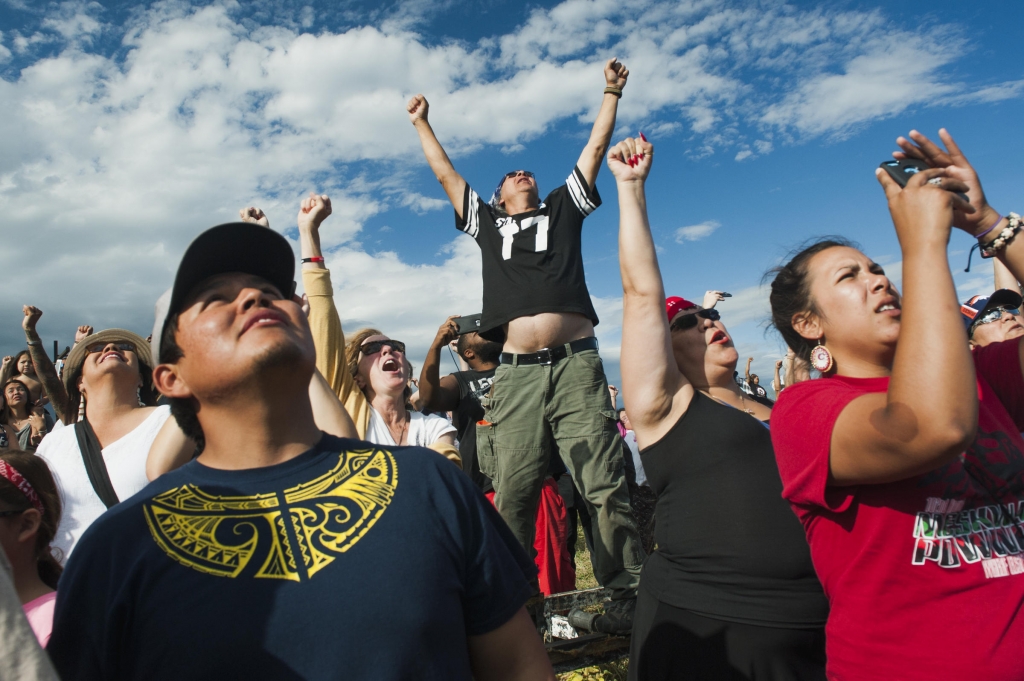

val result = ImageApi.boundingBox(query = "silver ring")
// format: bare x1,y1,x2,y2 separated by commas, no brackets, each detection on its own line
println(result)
928,177,943,186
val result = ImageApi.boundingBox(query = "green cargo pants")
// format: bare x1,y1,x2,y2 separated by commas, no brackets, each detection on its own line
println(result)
477,346,645,599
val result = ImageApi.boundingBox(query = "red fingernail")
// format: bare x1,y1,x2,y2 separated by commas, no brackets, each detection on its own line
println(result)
639,132,647,142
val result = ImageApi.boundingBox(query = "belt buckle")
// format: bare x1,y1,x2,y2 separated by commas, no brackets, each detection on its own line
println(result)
536,348,554,365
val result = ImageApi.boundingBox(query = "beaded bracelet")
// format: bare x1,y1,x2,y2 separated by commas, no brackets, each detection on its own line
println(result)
980,213,1022,258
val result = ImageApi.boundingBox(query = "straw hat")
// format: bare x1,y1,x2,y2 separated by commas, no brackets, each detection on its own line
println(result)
62,328,154,394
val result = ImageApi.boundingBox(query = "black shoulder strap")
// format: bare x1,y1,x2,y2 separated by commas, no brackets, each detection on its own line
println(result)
75,420,120,509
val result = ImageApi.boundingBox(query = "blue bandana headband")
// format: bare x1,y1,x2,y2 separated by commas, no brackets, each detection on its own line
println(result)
489,171,534,210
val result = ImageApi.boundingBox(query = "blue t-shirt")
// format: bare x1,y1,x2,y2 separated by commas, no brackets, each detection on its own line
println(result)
47,435,536,680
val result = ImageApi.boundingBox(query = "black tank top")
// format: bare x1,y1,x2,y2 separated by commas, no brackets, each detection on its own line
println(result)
640,391,828,628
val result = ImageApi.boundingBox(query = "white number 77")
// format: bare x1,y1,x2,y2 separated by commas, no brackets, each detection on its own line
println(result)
499,215,549,260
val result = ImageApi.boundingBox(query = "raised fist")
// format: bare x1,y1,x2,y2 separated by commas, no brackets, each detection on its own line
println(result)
239,207,270,228
607,135,652,183
604,57,629,90
1,356,11,368
407,94,429,124
22,305,42,332
75,325,94,343
297,193,332,233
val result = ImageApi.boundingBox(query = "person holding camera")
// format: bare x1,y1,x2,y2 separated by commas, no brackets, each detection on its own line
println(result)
768,129,1024,679
419,315,575,595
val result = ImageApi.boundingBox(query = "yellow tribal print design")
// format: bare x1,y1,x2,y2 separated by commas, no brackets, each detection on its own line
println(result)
143,448,398,581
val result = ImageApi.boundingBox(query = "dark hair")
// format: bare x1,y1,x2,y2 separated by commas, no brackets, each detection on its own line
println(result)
160,313,205,453
0,450,63,589
456,333,503,365
63,350,159,427
12,351,32,376
767,237,856,361
1,379,32,423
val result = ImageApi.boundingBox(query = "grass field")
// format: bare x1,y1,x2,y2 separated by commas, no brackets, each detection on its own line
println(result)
555,526,630,681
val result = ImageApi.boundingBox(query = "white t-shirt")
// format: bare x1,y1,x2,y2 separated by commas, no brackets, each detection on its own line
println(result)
37,405,170,561
623,430,648,487
365,409,456,448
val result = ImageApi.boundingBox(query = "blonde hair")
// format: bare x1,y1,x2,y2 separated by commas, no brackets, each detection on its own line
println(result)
345,328,413,405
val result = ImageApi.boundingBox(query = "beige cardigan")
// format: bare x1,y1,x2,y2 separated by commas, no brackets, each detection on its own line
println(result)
303,268,461,468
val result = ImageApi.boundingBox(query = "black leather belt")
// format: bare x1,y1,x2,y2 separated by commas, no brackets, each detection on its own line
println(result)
500,337,599,366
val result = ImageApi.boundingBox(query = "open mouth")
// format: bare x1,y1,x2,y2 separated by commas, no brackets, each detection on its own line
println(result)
876,298,901,315
381,358,400,372
709,330,728,344
100,351,125,364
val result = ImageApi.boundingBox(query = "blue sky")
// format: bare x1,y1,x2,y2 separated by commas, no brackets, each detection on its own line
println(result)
0,0,1022,388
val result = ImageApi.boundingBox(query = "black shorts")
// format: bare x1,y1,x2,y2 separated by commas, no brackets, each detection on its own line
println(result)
628,584,826,681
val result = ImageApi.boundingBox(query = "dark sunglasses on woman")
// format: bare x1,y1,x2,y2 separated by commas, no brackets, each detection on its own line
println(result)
360,339,406,356
503,170,534,180
670,308,721,332
85,341,137,354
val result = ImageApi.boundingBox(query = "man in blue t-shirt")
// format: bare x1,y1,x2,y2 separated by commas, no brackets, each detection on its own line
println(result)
46,223,553,681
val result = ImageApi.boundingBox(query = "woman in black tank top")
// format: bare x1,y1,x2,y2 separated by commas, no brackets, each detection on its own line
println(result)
608,137,827,681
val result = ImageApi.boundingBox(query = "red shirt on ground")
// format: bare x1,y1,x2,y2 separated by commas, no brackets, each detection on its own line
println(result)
771,338,1024,681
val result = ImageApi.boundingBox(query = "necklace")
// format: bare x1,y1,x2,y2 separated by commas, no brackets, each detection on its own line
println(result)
388,414,410,446
702,389,754,416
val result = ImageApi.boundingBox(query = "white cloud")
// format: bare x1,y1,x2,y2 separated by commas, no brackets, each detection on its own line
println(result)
675,220,721,242
734,149,752,161
760,31,963,137
0,0,1016,358
397,192,449,214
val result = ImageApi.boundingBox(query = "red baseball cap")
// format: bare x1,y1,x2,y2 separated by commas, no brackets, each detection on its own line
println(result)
665,296,698,322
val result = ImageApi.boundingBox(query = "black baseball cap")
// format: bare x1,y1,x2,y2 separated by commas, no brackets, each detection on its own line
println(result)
151,223,296,362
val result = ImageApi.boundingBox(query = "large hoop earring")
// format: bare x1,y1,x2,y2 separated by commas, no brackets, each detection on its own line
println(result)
809,340,833,373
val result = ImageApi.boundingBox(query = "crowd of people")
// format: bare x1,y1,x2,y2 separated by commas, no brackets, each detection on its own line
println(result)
1,56,1023,681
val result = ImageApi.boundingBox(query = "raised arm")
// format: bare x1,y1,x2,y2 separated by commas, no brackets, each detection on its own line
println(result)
822,167,978,485
613,136,690,446
408,95,468,218
292,195,372,437
576,58,629,189
418,316,462,413
22,306,69,423
744,357,753,384
773,359,784,395
0,357,13,390
992,259,1021,296
894,129,1024,378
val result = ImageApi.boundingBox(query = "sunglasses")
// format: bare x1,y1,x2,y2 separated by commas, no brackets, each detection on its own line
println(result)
503,170,534,181
360,339,406,356
85,341,137,355
0,509,25,518
970,306,1020,334
670,308,720,332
